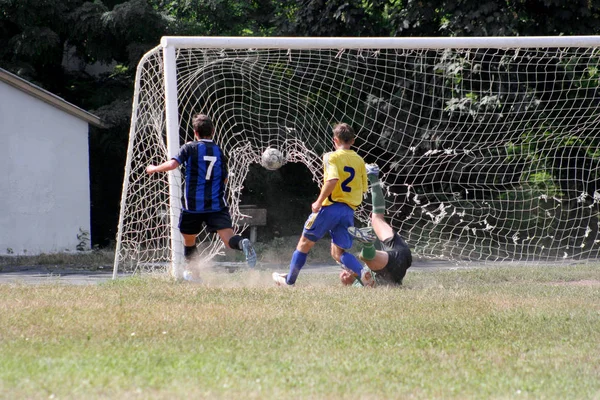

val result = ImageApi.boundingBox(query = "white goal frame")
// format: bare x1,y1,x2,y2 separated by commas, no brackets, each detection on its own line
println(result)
114,35,600,278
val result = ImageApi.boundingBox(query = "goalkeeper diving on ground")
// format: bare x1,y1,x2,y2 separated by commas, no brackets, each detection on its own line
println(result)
342,163,412,287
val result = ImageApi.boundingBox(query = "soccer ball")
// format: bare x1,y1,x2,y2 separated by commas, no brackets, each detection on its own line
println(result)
261,148,285,170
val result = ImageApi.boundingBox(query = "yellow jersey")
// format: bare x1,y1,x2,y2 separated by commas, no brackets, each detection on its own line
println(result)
322,149,368,209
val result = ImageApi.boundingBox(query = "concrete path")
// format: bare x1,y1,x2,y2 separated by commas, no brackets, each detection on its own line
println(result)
0,265,115,285
0,259,458,285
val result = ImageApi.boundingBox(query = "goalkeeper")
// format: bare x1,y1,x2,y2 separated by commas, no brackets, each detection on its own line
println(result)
342,163,412,287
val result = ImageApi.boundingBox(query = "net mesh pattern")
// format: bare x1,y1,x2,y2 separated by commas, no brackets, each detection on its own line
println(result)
115,43,600,274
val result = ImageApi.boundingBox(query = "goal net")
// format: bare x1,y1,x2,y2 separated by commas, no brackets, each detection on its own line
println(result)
114,36,600,277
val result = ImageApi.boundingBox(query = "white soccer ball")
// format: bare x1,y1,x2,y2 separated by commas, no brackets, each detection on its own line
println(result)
261,148,285,170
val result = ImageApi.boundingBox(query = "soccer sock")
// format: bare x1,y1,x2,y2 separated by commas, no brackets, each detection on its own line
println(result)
286,250,308,285
369,174,386,215
184,245,198,261
340,252,363,276
360,243,376,261
228,235,243,251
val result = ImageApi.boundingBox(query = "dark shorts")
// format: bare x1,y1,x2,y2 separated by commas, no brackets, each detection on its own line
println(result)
376,233,412,285
178,208,233,235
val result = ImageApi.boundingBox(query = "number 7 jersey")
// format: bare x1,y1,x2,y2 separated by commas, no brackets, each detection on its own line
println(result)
173,139,228,213
322,149,368,210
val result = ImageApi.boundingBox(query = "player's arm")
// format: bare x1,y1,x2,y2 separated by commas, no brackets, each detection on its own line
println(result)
146,159,180,175
339,268,356,285
313,152,340,212
311,178,338,212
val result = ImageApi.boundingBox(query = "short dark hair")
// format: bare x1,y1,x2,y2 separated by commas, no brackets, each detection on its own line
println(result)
333,123,355,143
192,114,214,138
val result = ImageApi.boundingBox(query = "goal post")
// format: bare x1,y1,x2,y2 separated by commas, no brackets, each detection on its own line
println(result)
114,35,600,277
162,44,185,275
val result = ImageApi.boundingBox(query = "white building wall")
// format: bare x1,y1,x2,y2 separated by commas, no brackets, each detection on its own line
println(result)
0,81,90,255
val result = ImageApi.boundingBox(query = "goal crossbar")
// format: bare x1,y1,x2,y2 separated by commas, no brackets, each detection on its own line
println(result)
161,35,600,50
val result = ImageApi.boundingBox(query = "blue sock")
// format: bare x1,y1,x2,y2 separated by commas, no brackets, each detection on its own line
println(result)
287,250,308,285
340,252,363,276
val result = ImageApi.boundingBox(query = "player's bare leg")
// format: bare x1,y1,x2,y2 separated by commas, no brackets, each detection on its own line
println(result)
371,213,394,243
330,242,344,263
217,228,256,267
217,228,235,249
296,235,316,253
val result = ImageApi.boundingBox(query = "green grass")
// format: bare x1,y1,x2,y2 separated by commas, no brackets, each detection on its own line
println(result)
0,249,114,270
0,264,599,399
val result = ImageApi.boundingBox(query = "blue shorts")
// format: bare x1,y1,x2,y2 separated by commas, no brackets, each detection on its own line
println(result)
302,203,355,249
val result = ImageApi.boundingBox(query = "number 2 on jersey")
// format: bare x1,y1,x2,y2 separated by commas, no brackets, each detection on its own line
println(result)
341,166,355,192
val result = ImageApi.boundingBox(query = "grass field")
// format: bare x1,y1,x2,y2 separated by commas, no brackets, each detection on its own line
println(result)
0,263,599,399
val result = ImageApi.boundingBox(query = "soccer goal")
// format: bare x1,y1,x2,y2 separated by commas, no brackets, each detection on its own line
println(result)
113,36,600,277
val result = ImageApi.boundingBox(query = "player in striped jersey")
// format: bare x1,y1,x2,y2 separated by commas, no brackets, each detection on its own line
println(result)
272,123,368,286
146,113,256,268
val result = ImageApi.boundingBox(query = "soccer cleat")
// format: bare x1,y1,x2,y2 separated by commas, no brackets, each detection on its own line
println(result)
365,163,379,177
360,268,375,288
348,226,377,244
241,238,257,268
183,270,193,281
272,272,294,287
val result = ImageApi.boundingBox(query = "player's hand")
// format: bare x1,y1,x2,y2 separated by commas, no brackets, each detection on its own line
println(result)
146,165,157,175
339,269,356,286
311,201,322,213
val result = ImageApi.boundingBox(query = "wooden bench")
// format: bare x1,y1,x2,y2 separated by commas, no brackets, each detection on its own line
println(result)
238,205,267,243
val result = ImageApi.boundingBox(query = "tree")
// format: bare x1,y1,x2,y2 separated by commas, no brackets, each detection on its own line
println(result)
388,0,600,37
0,0,177,246
151,0,282,36
276,0,392,36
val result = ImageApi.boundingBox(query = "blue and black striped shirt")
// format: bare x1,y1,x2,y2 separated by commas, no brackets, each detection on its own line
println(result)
173,139,228,213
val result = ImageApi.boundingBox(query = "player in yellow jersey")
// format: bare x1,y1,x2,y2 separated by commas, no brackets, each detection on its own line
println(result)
273,123,368,286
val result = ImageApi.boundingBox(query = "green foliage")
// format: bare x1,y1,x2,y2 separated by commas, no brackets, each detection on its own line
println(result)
66,1,112,64
388,0,600,37
526,171,557,192
102,0,172,64
151,0,282,36
0,0,169,85
276,0,393,36
3,0,600,251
